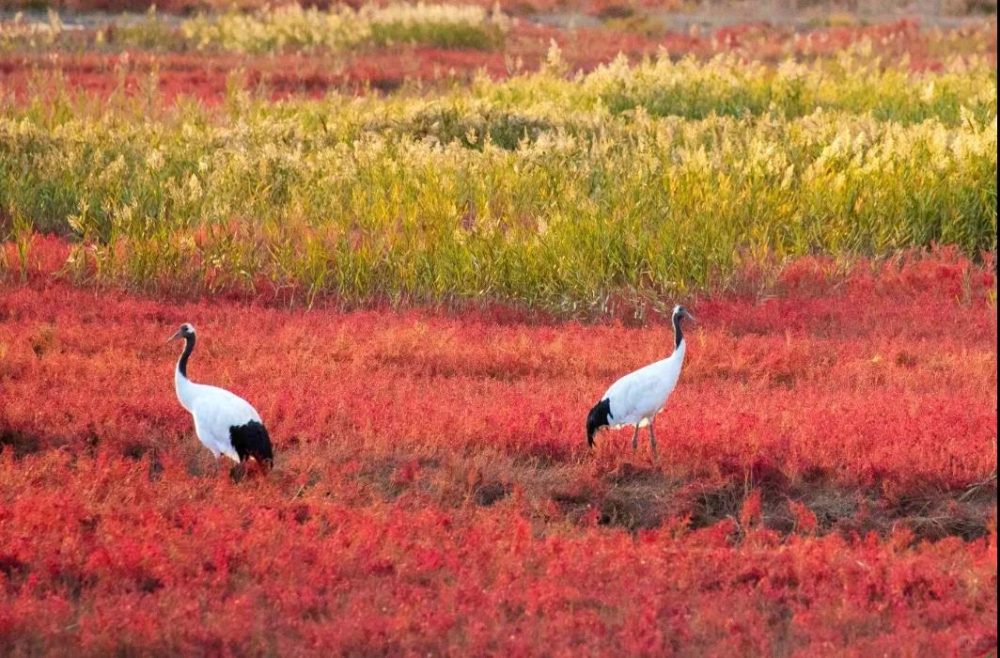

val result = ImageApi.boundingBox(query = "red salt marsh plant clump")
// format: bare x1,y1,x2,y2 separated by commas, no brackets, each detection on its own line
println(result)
1,244,994,488
0,248,996,654
0,459,995,656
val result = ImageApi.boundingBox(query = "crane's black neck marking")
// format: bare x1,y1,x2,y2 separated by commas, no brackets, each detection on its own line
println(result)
177,334,195,378
672,314,684,349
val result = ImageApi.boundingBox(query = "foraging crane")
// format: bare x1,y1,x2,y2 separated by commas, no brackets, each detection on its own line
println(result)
169,323,274,471
586,305,694,458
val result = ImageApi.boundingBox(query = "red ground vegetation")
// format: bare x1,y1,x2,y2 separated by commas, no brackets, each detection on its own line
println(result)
0,49,513,102
1,19,992,103
0,239,996,654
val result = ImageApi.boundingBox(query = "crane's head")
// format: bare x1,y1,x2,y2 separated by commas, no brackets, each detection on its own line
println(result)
168,323,196,342
672,305,695,324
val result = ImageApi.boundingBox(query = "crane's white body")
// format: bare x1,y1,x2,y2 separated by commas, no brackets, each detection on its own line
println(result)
175,370,262,463
603,339,686,428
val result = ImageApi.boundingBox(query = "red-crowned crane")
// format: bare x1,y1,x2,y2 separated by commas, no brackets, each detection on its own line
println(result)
169,323,274,471
586,305,695,458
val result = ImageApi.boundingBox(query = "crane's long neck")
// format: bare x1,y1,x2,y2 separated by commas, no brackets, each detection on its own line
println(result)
175,335,197,411
672,314,684,350
177,334,195,378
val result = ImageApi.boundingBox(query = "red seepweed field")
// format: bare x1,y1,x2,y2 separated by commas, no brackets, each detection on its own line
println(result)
0,239,996,655
0,0,997,650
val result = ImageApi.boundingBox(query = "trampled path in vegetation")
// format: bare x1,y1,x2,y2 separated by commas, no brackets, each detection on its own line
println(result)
0,250,995,654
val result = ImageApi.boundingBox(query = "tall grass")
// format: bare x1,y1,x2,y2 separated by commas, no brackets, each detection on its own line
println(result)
183,3,510,53
0,53,995,309
0,3,509,54
479,45,998,124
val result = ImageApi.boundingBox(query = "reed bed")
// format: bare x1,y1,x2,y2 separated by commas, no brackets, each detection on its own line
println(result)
0,3,509,53
1,51,996,310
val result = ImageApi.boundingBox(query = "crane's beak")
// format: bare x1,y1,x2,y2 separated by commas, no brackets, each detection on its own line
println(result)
167,330,183,342
685,311,697,324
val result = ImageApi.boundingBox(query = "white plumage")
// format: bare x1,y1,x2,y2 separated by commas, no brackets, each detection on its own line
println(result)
170,323,274,470
586,305,694,457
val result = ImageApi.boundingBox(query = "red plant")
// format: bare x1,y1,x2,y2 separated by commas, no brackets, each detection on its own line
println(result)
0,242,996,654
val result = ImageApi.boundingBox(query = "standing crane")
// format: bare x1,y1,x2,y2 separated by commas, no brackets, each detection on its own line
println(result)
169,323,274,472
586,305,695,458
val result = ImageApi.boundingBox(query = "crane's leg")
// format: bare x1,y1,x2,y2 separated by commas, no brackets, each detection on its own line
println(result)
648,422,659,460
631,425,640,452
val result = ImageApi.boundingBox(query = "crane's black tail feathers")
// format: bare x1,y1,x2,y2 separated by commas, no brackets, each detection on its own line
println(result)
586,398,612,448
230,421,275,471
